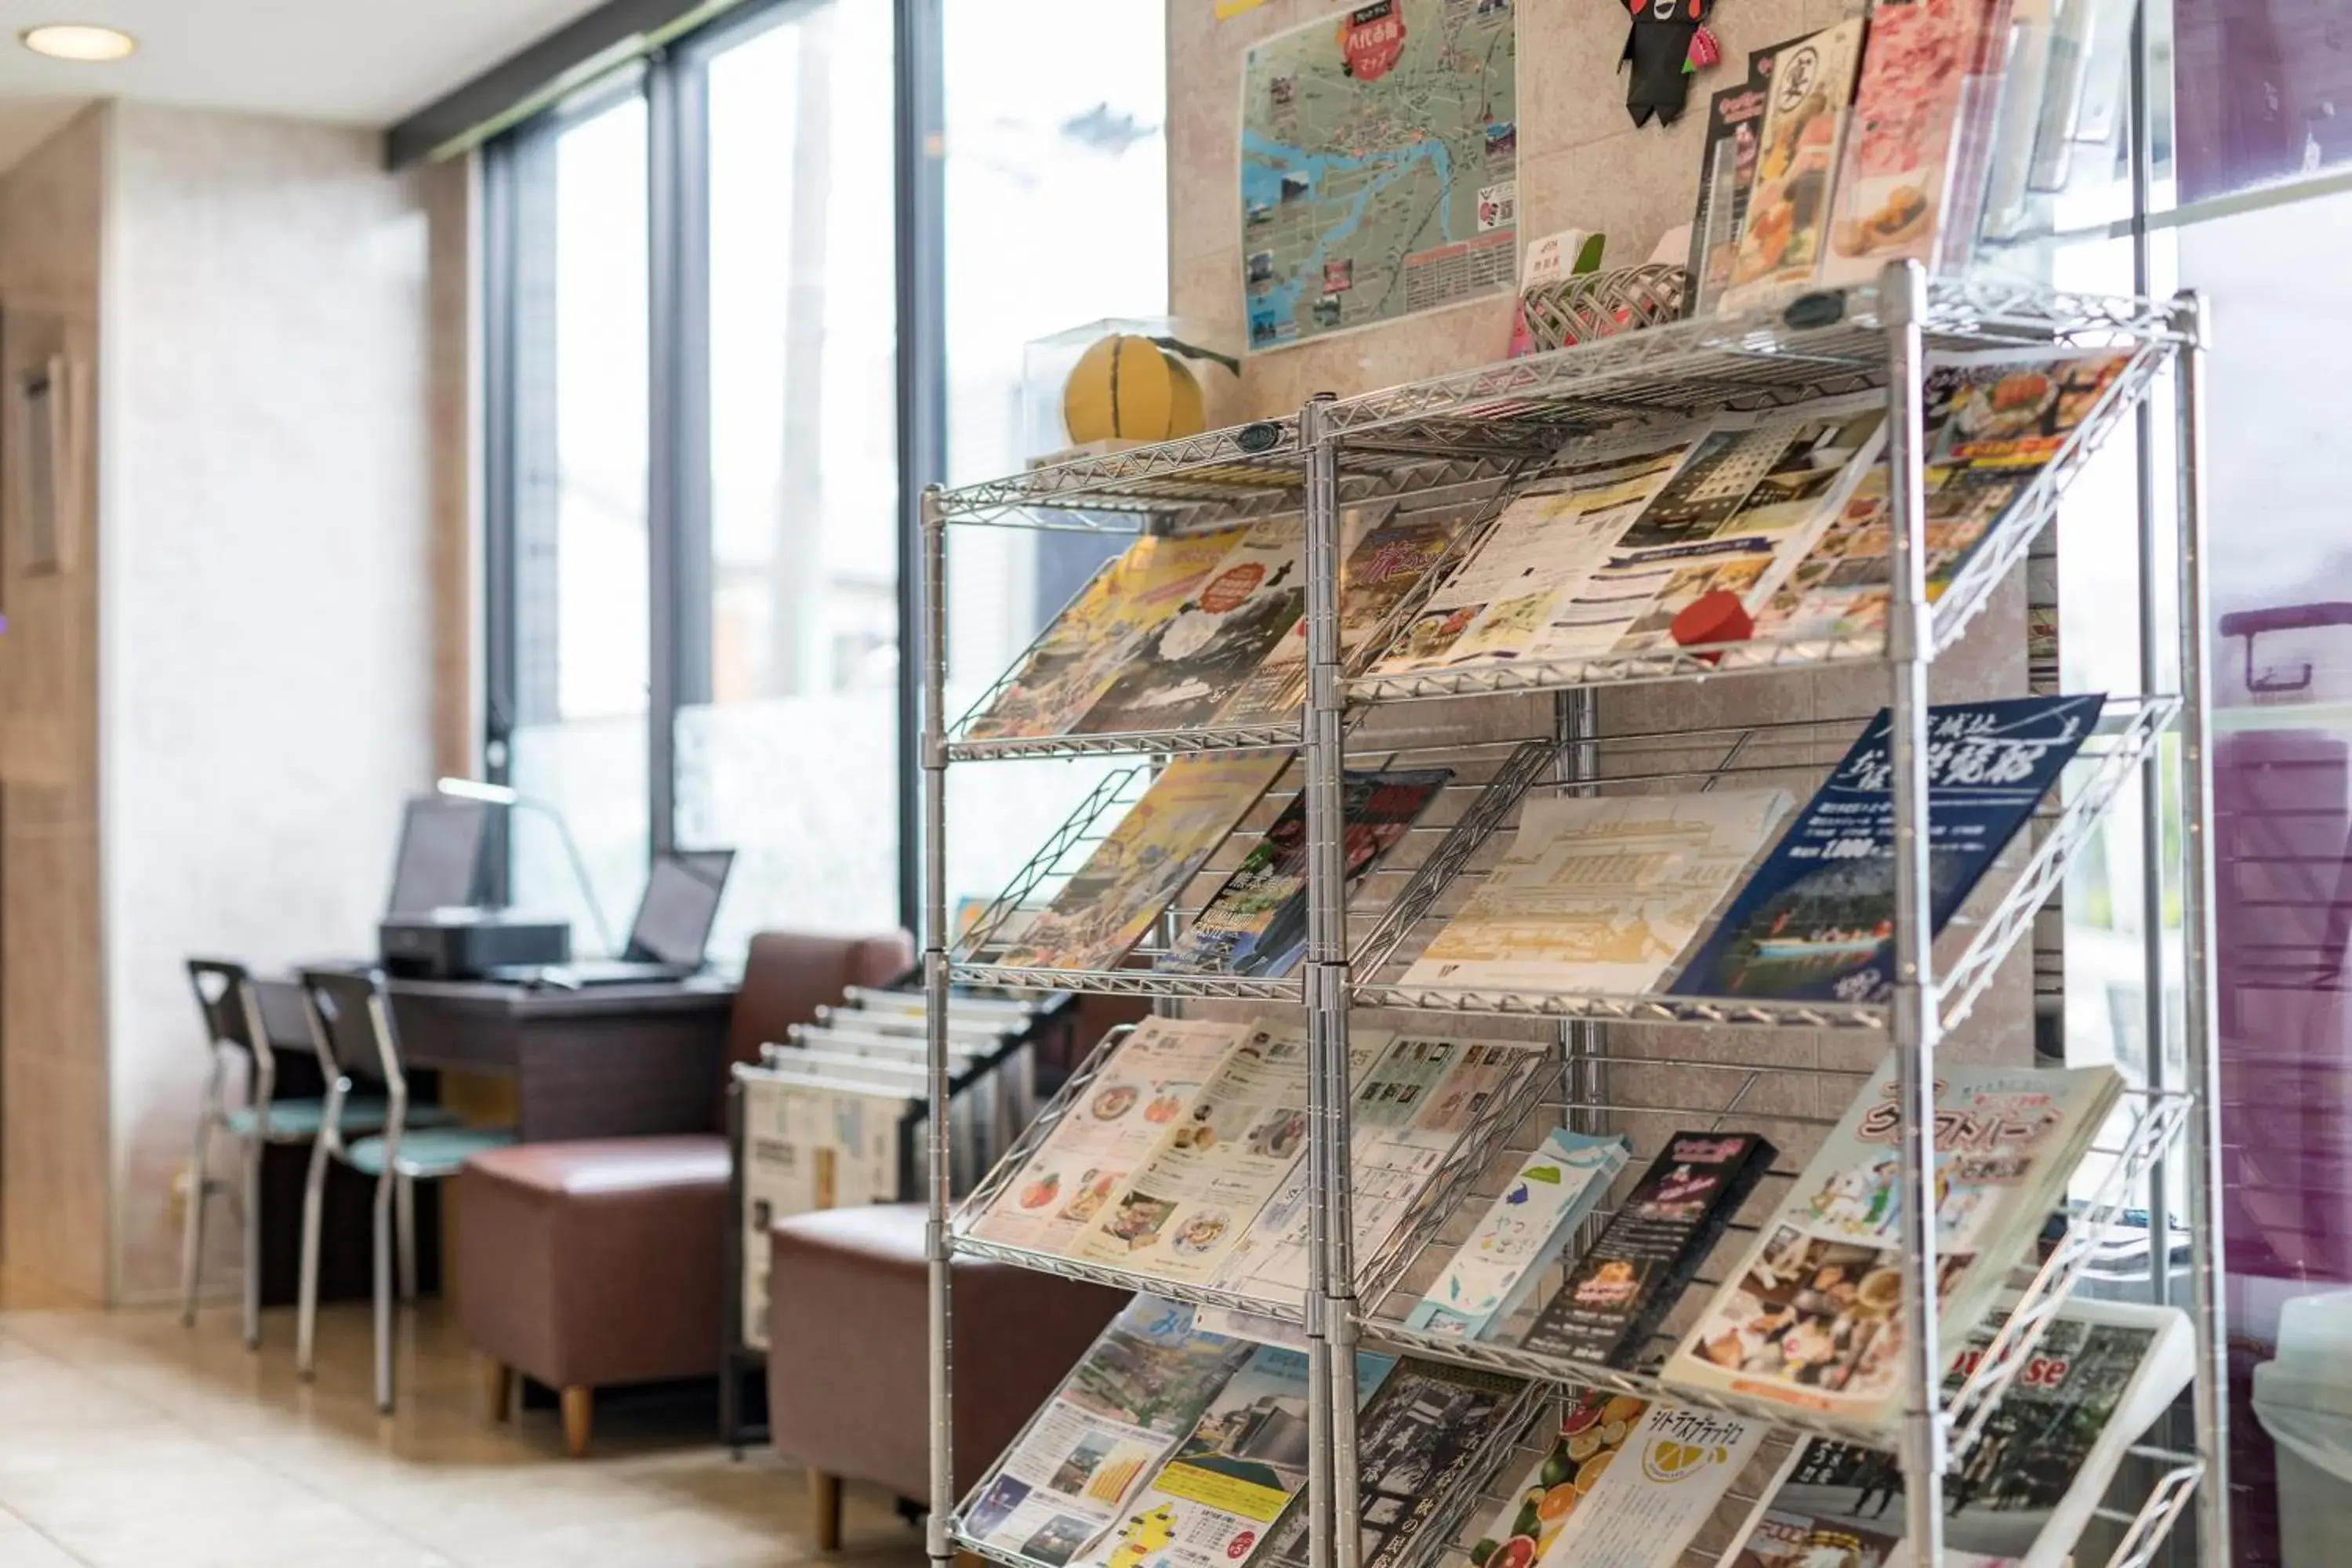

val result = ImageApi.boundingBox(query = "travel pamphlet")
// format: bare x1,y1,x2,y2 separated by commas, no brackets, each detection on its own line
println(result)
993,753,1291,973
1223,512,1463,719
1714,1298,2192,1568
1519,1131,1779,1370
964,1298,1255,1568
1462,1392,1771,1568
1668,694,2105,1004
1685,49,1777,314
1719,20,1870,310
967,1017,1253,1255
1261,1360,1531,1568
1401,789,1795,995
1076,1020,1317,1283
966,525,1251,740
1662,1055,2125,1425
1750,349,2135,647
1157,768,1452,978
1405,1128,1633,1341
1078,521,1308,735
1818,0,2015,287
1093,1345,1396,1568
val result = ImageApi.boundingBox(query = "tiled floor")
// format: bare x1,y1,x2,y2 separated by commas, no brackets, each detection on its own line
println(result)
0,1298,925,1568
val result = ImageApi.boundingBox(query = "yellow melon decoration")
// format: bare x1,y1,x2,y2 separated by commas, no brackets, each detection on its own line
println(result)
1064,335,1218,445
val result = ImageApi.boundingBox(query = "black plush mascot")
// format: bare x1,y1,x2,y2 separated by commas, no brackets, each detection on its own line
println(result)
1618,0,1720,127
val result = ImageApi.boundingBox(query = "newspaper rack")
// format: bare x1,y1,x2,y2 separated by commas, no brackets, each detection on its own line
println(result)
916,272,2225,1568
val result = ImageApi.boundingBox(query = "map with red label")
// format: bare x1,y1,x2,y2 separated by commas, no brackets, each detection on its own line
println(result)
1241,0,1517,351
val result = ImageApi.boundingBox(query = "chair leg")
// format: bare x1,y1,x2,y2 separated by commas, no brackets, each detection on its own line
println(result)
179,1090,216,1328
295,1135,331,1379
372,1176,395,1415
560,1387,593,1458
481,1356,513,1424
394,1173,418,1304
240,1138,263,1350
810,1471,843,1552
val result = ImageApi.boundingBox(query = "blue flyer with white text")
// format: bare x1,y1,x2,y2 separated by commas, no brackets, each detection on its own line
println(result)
1668,694,2105,1003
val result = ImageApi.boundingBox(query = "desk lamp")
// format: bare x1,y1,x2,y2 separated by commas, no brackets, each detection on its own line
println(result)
435,777,616,956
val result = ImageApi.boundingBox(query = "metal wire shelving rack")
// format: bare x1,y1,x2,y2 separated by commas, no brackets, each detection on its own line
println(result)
915,264,2223,1568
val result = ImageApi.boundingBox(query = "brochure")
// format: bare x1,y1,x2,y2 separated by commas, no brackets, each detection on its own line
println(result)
1715,1298,2192,1568
1076,1020,1316,1282
1751,350,2135,647
1684,50,1777,314
1464,1392,1771,1568
965,1299,1255,1567
993,753,1291,973
967,1017,1253,1255
1663,1055,2125,1425
1520,1131,1778,1370
1818,0,2014,287
1668,695,2104,1004
1094,1345,1396,1568
967,525,1253,740
1157,768,1452,978
1405,1129,1633,1341
1223,513,1463,719
1078,522,1308,735
1401,788,1795,995
1261,1360,1531,1568
1720,20,1869,309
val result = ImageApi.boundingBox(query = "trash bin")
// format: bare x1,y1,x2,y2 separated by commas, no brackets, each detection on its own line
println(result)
2253,1290,2352,1568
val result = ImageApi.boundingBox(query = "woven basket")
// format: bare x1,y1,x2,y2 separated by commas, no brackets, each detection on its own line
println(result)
1519,263,1690,353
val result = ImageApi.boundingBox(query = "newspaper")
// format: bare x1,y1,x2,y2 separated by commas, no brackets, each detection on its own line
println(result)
739,1079,906,1350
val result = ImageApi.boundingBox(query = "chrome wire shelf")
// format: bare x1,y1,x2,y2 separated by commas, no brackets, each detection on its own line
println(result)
949,963,1306,1001
1363,1086,2190,1454
2100,1450,2205,1568
948,719,1305,763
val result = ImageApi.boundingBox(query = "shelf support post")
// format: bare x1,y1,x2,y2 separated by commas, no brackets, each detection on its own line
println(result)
1301,390,1360,1568
1880,259,1947,1554
2170,289,2232,1566
921,483,956,1566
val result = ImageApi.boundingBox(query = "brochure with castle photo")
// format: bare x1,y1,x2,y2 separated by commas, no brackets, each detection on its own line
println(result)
1402,789,1794,996
992,753,1291,973
1714,1297,2191,1568
1662,1055,2124,1425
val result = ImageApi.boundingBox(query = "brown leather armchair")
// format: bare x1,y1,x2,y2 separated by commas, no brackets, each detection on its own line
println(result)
456,928,912,1455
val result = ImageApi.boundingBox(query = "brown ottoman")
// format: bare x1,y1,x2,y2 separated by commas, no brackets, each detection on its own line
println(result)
767,1203,1123,1545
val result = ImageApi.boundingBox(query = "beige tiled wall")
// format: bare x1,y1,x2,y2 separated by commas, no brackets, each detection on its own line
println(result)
0,104,111,1305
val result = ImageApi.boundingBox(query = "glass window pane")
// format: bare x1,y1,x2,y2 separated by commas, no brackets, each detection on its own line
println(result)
673,2,903,956
509,93,652,949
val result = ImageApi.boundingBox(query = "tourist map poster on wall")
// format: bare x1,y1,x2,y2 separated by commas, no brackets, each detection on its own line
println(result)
1240,0,1519,350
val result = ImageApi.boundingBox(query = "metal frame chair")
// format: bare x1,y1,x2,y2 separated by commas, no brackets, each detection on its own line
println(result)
180,959,403,1348
293,967,513,1413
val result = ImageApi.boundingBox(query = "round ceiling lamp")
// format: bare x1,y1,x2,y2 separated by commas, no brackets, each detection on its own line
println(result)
20,24,137,61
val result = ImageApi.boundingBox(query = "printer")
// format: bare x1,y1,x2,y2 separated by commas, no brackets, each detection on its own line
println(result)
373,793,570,980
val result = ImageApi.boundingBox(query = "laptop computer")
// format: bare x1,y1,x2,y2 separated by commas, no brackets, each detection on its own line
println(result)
488,850,735,987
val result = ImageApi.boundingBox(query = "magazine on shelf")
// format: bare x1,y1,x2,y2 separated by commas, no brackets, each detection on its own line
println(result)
967,1017,1254,1255
1462,1390,1772,1568
1719,20,1869,310
1715,1297,2192,1568
1519,1131,1779,1370
1157,768,1453,978
738,1079,906,1349
1662,1054,2125,1425
1405,1129,1633,1341
967,525,1253,740
1369,430,1701,675
964,1298,1257,1568
1260,1360,1531,1568
1818,0,2015,286
1224,511,1463,719
1200,1035,1544,1332
993,753,1291,973
1094,1345,1397,1568
1668,694,2105,1004
1400,788,1795,995
1685,49,1778,314
1078,521,1308,735
1751,348,2135,646
1076,1019,1318,1282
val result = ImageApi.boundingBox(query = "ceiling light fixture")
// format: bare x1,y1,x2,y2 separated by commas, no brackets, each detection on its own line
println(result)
20,24,136,62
